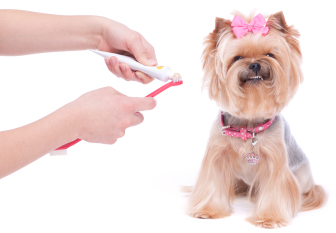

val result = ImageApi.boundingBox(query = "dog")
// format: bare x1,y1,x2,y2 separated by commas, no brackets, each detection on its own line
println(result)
186,11,326,228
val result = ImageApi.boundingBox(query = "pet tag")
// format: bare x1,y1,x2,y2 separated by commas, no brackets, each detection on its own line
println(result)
245,152,260,164
245,130,260,164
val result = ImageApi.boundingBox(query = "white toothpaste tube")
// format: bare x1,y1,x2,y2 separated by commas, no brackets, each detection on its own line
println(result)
89,49,181,82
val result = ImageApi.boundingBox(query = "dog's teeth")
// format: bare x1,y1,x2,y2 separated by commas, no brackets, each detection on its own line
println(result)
249,76,262,80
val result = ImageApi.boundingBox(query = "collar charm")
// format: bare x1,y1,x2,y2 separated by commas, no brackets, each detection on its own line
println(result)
245,129,260,164
220,112,275,164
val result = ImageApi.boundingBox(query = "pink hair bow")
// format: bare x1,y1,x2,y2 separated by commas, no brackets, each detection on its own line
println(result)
231,13,269,38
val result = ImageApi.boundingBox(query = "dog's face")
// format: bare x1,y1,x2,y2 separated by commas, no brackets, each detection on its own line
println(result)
202,12,303,120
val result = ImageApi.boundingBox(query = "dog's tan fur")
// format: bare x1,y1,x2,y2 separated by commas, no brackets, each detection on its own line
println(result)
187,12,326,228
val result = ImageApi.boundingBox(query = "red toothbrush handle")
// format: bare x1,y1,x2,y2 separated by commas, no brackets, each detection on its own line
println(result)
53,81,183,152
55,139,82,150
146,81,183,97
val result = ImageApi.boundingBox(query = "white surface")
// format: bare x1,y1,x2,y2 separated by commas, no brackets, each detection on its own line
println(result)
0,0,335,232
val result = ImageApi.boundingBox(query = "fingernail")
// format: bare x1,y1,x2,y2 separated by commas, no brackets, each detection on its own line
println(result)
135,73,142,80
105,58,110,65
120,65,126,72
147,59,158,66
154,98,157,105
110,58,116,66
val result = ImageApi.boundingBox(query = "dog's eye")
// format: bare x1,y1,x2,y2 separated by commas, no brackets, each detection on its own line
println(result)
266,53,275,58
234,56,243,61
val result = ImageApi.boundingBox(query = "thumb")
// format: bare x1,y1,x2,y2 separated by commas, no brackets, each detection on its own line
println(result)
128,36,157,66
131,97,157,112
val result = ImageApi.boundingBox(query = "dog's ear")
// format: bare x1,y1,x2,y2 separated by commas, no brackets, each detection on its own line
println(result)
267,11,301,57
269,11,287,33
202,17,232,68
202,17,232,100
204,17,232,51
215,17,231,32
267,11,303,93
214,17,232,35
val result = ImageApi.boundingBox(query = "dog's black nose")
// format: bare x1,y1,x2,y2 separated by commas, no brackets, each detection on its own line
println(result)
249,63,261,74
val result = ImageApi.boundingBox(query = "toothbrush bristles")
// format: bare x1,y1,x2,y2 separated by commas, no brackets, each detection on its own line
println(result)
172,77,182,82
171,73,182,83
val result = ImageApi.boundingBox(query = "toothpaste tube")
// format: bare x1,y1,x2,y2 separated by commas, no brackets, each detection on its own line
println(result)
89,49,181,82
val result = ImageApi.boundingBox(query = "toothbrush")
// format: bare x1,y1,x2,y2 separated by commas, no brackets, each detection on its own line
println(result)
49,81,182,155
49,51,183,155
89,49,182,83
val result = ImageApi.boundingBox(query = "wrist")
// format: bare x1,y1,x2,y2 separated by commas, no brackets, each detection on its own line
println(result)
84,15,110,50
80,16,103,50
52,102,81,143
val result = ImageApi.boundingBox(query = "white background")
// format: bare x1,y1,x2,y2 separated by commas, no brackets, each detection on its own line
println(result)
0,0,335,232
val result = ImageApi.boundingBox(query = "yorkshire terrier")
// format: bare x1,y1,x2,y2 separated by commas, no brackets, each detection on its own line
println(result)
187,11,326,228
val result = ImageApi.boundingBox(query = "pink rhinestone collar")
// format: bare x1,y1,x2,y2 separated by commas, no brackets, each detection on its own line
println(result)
220,111,275,140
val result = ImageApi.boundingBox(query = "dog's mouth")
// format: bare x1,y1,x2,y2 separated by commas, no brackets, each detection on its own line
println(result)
240,71,271,84
245,75,263,82
241,75,266,83
238,63,271,84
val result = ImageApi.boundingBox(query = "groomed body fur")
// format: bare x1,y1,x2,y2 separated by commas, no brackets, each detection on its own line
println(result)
187,11,326,229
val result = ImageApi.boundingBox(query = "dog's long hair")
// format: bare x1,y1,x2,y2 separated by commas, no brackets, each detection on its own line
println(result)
202,12,303,120
187,12,326,229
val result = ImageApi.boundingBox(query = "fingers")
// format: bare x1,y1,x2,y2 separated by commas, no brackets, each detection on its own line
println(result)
105,57,122,79
141,36,157,63
135,71,155,84
131,97,157,112
127,32,157,66
105,56,136,82
131,112,144,126
105,56,155,84
104,31,157,84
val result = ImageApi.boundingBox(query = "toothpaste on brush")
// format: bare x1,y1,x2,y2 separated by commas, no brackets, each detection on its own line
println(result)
89,49,182,82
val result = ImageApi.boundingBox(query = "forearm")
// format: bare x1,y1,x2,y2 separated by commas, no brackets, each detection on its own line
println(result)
0,10,107,55
0,104,78,179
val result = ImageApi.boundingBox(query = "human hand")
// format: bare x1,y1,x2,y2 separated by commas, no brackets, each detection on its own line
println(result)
68,86,156,144
97,19,157,84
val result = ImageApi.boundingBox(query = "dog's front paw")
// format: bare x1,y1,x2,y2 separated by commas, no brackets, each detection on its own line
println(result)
251,219,288,229
191,211,229,219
